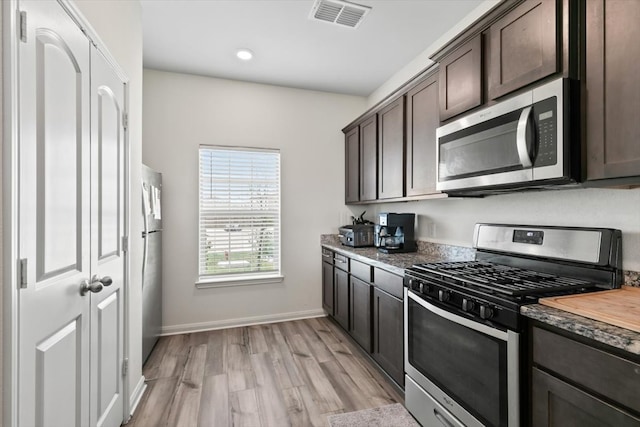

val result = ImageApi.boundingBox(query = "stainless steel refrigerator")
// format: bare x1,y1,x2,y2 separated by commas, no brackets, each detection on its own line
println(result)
142,165,162,364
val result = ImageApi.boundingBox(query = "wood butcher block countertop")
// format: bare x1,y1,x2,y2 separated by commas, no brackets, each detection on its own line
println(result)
539,286,640,334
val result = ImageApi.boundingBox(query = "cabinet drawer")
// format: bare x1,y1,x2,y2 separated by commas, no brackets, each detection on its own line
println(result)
334,253,349,271
322,248,333,263
351,259,372,282
533,326,640,414
373,268,403,299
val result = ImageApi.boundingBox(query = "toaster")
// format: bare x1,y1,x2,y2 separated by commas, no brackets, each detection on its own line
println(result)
338,225,375,248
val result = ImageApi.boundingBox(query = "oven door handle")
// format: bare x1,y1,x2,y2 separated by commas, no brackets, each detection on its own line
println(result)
407,290,508,341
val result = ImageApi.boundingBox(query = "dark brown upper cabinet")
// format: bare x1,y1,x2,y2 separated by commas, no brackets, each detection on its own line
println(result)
359,115,378,202
438,35,482,121
377,96,405,200
487,0,559,100
585,0,640,184
344,126,360,203
406,73,440,197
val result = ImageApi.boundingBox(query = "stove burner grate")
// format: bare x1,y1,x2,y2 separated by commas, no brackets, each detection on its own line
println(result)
411,261,597,297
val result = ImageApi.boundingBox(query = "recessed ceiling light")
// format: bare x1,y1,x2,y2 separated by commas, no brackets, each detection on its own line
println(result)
236,49,254,61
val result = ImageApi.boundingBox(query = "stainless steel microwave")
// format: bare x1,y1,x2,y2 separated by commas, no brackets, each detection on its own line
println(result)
436,78,577,195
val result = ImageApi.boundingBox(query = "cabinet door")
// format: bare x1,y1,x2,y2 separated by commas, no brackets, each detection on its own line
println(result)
406,74,440,197
585,0,640,182
344,126,360,203
488,0,558,100
439,35,482,121
378,97,405,200
349,276,372,352
359,115,378,202
334,268,350,330
372,288,404,386
322,260,334,315
531,368,640,426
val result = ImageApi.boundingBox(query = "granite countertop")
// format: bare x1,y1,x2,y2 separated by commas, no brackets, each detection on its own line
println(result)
320,234,475,276
521,304,640,356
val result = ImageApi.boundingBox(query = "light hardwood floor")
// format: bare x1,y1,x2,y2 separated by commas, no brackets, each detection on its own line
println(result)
127,316,403,427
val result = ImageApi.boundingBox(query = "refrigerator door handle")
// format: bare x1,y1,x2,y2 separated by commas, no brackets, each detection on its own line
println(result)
142,182,150,289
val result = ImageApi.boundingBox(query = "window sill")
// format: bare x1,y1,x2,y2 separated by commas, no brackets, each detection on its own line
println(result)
195,274,284,289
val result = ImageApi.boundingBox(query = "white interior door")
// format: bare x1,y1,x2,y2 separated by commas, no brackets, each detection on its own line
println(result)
18,1,91,426
89,46,126,427
17,2,127,426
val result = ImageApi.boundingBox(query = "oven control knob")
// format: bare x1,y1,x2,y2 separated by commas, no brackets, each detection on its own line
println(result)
480,305,494,320
462,299,475,312
438,290,450,302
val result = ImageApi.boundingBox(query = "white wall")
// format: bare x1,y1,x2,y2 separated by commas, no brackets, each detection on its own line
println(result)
359,187,640,272
72,0,144,409
142,69,365,332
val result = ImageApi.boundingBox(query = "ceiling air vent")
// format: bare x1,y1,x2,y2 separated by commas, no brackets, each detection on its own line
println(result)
309,0,371,29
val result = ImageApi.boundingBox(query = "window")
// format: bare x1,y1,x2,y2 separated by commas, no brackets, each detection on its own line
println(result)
198,146,281,286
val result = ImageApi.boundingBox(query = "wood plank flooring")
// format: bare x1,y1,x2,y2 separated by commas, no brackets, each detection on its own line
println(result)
127,316,403,427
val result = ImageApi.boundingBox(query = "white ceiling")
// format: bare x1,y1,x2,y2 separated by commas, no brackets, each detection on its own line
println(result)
141,0,487,97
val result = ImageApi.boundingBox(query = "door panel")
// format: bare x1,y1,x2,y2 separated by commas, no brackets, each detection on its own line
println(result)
36,320,82,427
18,1,91,425
37,31,84,278
96,293,120,418
97,86,122,259
91,46,125,427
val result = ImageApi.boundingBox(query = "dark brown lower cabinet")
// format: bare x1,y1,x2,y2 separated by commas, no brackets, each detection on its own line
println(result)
322,260,334,315
531,325,640,426
334,268,349,331
372,287,404,386
349,276,372,352
531,368,640,426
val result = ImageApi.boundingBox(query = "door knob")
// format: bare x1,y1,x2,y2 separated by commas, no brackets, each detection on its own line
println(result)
98,276,113,287
80,277,103,296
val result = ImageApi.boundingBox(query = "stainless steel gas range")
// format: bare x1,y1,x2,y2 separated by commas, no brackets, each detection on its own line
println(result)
403,223,622,427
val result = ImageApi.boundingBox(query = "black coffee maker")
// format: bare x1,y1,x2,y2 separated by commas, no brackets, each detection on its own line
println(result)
374,213,416,253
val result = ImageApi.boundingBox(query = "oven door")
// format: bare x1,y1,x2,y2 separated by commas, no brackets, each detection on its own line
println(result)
404,289,520,427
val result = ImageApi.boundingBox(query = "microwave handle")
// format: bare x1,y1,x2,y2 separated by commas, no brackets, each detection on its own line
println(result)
516,106,533,168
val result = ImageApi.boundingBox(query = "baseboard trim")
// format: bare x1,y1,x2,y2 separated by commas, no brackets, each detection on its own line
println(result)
129,376,147,418
160,309,327,336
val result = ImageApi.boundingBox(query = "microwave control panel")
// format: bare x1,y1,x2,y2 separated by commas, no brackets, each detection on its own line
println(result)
533,97,557,167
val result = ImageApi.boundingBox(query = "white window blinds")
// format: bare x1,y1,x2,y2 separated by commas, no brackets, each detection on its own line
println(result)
199,146,281,280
